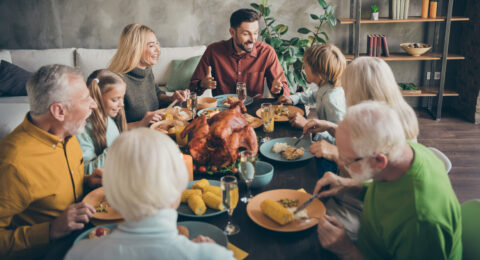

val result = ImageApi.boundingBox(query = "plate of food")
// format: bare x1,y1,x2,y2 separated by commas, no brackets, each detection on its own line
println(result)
177,221,228,247
177,179,228,218
255,105,304,122
150,119,187,137
197,107,225,119
260,137,313,162
82,187,123,220
215,94,253,108
244,113,262,129
246,189,326,232
73,224,117,244
155,106,192,121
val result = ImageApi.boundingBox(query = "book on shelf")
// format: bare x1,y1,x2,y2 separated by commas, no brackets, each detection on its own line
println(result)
376,34,382,57
381,35,390,57
367,34,373,56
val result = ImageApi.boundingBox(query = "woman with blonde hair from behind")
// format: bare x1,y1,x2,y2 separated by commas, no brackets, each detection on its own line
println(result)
109,24,189,128
304,57,419,163
76,69,127,175
65,128,235,260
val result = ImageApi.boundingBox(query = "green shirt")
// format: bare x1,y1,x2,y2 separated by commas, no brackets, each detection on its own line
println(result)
357,142,462,259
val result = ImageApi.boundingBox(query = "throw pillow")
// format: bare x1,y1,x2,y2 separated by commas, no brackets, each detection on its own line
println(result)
165,55,201,92
0,60,32,96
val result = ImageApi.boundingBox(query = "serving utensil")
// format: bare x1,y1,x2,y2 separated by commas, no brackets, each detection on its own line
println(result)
293,134,304,147
167,99,178,109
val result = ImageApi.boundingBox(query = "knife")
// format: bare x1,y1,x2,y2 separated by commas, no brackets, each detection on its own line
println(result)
293,185,330,215
293,134,304,146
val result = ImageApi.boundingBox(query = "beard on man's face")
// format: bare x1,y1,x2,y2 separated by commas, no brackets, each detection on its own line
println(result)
347,160,378,182
235,37,254,53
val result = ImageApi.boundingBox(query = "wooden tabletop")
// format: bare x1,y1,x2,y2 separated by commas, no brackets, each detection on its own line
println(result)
178,98,336,259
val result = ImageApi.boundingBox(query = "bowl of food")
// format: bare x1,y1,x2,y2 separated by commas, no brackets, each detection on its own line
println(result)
197,97,218,110
252,161,274,189
400,42,432,57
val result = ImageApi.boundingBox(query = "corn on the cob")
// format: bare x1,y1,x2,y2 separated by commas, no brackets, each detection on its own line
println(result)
260,199,293,225
202,191,225,210
192,179,210,192
204,185,221,197
181,189,202,203
188,194,206,216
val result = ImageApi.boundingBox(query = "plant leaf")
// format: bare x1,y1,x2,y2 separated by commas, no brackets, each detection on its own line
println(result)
250,3,260,10
326,5,334,15
310,14,319,20
275,24,288,35
317,0,327,9
261,0,268,6
265,7,270,16
298,27,311,34
320,31,329,41
290,37,300,45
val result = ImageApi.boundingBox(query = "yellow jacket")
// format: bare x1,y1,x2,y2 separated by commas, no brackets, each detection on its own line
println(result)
0,115,84,259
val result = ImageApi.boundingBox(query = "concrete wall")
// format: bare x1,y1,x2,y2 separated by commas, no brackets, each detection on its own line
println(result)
0,0,463,96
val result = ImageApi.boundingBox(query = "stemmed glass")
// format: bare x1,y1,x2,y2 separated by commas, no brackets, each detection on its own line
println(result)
220,175,240,235
239,151,256,203
261,103,274,142
187,92,197,120
236,82,247,104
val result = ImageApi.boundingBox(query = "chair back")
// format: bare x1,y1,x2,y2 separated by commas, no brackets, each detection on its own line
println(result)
462,199,480,260
428,147,452,173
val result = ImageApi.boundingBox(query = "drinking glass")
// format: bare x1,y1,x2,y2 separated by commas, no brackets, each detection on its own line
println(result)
220,175,240,235
236,82,247,103
261,103,274,142
187,92,197,119
239,151,256,203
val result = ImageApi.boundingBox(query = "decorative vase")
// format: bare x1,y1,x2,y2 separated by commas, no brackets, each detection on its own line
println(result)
429,1,437,18
371,12,379,20
421,0,430,18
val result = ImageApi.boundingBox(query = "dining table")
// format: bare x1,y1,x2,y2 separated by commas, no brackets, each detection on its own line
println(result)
44,98,338,260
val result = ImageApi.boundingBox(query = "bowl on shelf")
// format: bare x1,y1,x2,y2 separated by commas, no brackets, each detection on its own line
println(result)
197,97,218,110
400,42,432,57
251,161,274,189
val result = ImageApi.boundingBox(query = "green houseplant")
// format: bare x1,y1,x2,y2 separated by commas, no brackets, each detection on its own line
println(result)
250,0,337,93
371,4,379,20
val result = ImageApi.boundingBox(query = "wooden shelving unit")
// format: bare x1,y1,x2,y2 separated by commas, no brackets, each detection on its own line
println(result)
344,53,465,62
340,0,469,120
338,16,469,24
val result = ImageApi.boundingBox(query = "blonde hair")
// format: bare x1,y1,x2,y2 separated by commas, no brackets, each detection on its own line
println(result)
342,101,406,163
103,128,189,221
304,44,346,87
342,57,419,140
85,69,127,155
108,24,156,74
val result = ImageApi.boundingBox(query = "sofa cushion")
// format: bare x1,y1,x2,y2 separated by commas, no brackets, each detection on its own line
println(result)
0,50,12,63
165,55,201,92
75,48,117,80
153,46,206,85
10,48,75,72
0,96,30,139
0,61,31,96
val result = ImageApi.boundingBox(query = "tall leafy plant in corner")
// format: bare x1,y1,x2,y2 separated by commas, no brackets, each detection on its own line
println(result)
250,0,337,93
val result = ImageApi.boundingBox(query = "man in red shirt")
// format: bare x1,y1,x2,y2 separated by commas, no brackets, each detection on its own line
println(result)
190,9,290,98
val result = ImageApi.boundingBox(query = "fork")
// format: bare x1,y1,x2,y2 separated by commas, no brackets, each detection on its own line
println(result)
293,134,304,146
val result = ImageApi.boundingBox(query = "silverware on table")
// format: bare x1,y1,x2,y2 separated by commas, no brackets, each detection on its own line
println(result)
293,134,304,146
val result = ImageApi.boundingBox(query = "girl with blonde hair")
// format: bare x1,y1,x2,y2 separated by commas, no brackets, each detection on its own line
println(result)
76,69,127,175
109,24,189,128
278,43,347,143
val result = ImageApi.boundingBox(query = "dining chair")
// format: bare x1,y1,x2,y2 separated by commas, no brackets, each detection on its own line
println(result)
461,199,480,260
428,147,452,174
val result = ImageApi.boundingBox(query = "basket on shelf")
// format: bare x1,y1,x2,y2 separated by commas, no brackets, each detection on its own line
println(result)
400,42,432,56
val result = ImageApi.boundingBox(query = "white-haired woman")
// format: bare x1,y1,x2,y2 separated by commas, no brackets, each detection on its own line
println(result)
304,57,419,164
65,128,234,260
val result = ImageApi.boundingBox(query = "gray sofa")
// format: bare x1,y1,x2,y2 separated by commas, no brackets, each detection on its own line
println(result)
0,46,208,138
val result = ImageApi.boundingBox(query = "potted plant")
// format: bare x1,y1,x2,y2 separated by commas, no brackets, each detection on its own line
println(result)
371,4,379,20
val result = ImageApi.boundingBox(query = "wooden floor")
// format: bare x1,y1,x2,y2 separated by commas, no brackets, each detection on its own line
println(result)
416,109,480,203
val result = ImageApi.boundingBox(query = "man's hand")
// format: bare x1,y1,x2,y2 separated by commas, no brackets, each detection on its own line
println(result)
50,202,95,240
270,73,284,95
277,95,293,105
317,215,360,258
313,171,350,198
85,168,103,189
173,89,190,103
288,112,308,129
200,66,216,89
303,119,338,136
191,235,215,243
309,140,339,162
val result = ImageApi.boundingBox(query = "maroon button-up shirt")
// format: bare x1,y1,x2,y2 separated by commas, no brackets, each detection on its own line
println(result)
190,38,289,97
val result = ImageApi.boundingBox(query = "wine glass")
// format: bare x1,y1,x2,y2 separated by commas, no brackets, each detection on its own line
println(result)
187,92,197,120
239,151,256,203
220,175,240,235
236,82,247,104
261,103,274,142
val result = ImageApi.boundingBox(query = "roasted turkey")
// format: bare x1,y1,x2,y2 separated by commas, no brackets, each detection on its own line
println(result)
181,102,258,167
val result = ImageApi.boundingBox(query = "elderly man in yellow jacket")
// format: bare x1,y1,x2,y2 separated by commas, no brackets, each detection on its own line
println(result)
0,64,100,259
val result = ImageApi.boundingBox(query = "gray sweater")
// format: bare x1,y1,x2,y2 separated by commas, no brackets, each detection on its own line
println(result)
123,67,163,123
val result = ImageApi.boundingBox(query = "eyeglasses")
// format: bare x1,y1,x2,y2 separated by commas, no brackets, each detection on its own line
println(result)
343,157,367,169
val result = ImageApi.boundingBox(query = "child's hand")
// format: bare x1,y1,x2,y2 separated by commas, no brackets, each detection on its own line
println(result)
289,113,308,128
277,96,293,105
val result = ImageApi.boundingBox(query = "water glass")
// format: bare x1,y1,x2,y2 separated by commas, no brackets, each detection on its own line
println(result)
220,175,240,235
239,151,256,203
261,103,274,142
236,82,247,103
187,92,197,119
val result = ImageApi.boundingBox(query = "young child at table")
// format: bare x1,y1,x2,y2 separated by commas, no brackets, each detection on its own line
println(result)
76,69,127,175
278,44,346,144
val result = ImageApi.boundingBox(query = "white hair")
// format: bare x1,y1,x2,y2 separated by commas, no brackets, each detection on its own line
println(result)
342,57,419,141
26,64,83,115
342,101,406,163
103,128,189,221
